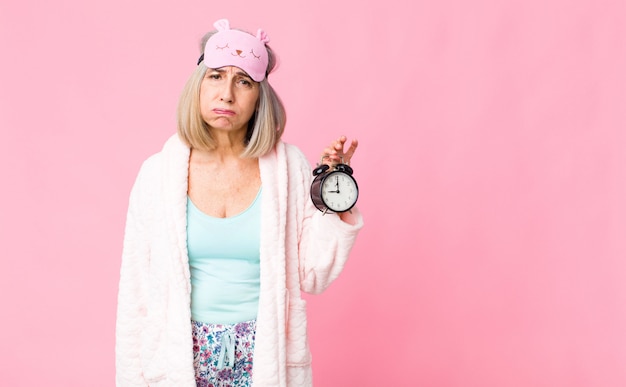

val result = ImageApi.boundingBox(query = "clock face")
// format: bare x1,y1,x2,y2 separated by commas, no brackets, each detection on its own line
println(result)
320,171,358,212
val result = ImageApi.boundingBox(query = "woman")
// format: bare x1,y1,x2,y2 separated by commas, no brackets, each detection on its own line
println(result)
116,19,363,386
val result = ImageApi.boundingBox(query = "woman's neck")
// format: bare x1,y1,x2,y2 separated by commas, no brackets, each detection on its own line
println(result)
194,130,248,163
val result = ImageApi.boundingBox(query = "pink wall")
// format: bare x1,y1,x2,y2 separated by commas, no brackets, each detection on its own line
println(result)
1,0,625,386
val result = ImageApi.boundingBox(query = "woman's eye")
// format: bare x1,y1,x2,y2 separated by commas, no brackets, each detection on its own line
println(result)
208,73,221,80
237,79,253,87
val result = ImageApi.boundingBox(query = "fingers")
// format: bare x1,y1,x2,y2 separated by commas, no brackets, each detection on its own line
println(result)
344,138,358,160
320,136,358,166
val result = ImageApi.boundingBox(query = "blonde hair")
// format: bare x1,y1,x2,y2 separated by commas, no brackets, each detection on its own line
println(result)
177,31,286,158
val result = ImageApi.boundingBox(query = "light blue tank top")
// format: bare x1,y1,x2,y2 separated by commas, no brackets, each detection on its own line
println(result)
186,188,262,324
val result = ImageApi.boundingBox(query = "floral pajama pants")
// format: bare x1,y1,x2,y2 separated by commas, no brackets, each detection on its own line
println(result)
192,319,256,387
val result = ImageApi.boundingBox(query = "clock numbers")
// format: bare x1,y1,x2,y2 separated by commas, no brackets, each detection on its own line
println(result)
320,171,358,212
311,164,358,214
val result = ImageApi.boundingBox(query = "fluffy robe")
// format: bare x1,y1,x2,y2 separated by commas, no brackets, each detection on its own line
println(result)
116,135,363,386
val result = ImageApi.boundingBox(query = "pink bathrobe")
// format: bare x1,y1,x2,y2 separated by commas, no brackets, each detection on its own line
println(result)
116,134,363,386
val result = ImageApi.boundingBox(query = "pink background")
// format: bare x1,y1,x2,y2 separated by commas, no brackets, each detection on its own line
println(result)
1,0,625,386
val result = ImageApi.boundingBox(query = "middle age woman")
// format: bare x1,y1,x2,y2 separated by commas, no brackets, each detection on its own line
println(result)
116,18,364,387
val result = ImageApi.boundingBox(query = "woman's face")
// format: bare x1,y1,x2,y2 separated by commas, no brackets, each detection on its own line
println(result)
199,66,260,134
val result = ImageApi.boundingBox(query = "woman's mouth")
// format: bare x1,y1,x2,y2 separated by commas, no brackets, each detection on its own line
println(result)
213,108,235,116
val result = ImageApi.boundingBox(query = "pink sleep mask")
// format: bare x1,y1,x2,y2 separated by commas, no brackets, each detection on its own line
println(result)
199,19,270,82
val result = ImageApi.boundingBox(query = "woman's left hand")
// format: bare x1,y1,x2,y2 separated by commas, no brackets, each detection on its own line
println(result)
320,136,358,167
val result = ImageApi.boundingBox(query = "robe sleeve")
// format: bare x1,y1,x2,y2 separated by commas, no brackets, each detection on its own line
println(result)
115,163,151,387
288,146,364,294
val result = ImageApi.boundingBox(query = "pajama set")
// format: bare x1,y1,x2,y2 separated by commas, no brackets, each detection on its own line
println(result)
187,191,262,386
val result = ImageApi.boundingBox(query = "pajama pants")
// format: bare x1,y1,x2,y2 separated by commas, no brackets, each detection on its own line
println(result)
191,319,256,387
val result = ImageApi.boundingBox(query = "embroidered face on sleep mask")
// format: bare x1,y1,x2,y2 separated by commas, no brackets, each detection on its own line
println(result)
198,18,270,82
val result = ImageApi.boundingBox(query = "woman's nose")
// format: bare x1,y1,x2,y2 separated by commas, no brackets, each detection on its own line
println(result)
219,83,234,103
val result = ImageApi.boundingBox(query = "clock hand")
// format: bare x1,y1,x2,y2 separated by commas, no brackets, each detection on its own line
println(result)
335,176,340,194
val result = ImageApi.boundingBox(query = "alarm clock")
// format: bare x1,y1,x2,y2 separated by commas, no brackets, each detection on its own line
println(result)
310,163,359,214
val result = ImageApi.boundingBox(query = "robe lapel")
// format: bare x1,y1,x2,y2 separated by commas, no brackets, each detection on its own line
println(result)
254,142,288,386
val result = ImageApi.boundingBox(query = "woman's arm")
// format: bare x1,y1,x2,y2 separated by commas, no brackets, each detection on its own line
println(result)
290,142,364,294
298,207,364,294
